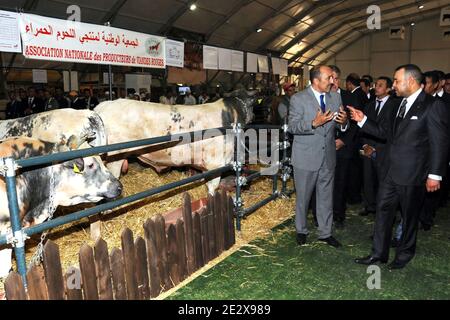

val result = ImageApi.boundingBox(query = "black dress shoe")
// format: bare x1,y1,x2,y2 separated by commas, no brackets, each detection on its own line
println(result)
318,236,342,248
388,260,407,270
296,233,307,246
354,255,388,265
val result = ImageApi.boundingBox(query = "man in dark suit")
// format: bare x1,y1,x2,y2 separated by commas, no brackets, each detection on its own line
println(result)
328,65,358,228
5,91,25,119
26,87,45,114
360,77,400,215
345,73,368,205
349,64,448,269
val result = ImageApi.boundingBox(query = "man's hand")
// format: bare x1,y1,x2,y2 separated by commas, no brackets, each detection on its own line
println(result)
426,178,440,192
334,106,348,125
335,139,345,150
347,106,365,122
312,108,334,128
362,144,376,158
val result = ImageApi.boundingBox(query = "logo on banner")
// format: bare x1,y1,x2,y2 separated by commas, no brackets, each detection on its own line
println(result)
168,47,181,59
146,38,162,56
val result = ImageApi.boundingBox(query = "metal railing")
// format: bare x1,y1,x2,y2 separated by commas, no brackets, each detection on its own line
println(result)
0,122,293,285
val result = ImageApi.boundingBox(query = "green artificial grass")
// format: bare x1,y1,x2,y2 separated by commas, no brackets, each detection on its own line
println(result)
167,203,450,300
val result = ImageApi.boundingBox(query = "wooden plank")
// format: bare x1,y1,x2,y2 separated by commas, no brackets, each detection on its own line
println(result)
94,238,114,300
135,236,150,300
121,228,139,300
176,218,187,281
43,240,65,300
79,243,99,300
221,190,231,250
154,214,171,291
26,265,49,300
207,194,217,259
64,267,83,300
4,272,27,300
192,211,204,269
228,196,236,246
143,218,161,298
214,191,224,254
182,192,195,275
167,224,179,286
200,208,210,264
110,248,127,300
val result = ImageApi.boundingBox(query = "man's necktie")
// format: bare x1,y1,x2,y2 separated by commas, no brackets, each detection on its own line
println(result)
394,99,408,133
319,94,326,113
375,100,382,115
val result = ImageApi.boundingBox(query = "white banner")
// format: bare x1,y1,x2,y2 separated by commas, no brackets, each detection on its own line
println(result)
280,59,288,76
165,39,184,68
0,10,21,53
231,50,244,72
218,47,232,71
63,70,79,92
257,55,269,73
246,52,257,73
203,45,218,70
103,72,114,85
32,69,47,83
271,57,280,75
125,74,152,93
19,13,165,68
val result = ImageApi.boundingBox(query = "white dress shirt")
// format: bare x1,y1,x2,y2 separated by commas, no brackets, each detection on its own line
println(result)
310,86,347,131
375,95,389,115
358,88,441,181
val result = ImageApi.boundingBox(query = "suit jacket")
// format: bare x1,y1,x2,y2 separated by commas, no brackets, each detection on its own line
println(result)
336,89,359,159
288,86,346,171
361,91,448,186
353,87,369,110
361,96,401,166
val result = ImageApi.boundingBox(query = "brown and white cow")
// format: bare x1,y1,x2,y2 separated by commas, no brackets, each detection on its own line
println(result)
0,136,122,277
95,89,256,194
0,108,107,148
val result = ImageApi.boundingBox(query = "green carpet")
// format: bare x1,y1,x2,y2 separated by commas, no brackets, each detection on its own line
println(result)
167,203,450,300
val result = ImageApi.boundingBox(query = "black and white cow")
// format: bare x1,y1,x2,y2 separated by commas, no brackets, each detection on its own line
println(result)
95,89,257,194
0,136,122,277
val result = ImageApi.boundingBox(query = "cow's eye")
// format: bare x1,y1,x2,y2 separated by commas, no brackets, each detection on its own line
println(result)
88,163,95,169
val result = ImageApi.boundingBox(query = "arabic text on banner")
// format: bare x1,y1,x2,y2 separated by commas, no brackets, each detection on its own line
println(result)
19,13,165,68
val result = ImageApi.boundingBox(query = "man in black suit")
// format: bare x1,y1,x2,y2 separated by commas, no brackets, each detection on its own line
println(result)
345,73,368,205
360,77,400,215
329,65,358,228
349,64,448,269
26,87,45,114
5,90,25,119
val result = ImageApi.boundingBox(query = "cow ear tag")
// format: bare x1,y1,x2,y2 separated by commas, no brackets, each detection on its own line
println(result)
73,163,82,174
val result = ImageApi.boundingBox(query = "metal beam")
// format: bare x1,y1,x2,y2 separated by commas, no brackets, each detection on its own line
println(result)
256,0,343,51
158,3,191,35
301,10,443,67
280,0,396,54
232,0,294,48
288,0,437,63
205,0,253,42
101,0,128,24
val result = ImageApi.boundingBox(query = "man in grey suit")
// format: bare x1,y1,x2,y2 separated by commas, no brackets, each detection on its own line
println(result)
288,65,348,247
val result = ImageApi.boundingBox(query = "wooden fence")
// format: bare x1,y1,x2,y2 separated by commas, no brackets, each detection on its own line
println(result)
3,190,235,300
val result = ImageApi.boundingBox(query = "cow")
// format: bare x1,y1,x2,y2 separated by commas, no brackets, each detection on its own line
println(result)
95,89,257,194
0,108,107,148
0,136,123,277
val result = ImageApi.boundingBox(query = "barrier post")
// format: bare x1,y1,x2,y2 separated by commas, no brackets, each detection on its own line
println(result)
281,118,292,196
1,157,28,285
233,123,244,231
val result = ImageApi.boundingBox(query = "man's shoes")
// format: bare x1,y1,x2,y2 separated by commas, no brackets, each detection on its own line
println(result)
388,260,407,270
296,233,307,246
391,238,400,248
354,255,388,265
318,236,342,248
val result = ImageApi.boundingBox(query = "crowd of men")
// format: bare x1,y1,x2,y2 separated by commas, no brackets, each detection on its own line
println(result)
286,64,450,269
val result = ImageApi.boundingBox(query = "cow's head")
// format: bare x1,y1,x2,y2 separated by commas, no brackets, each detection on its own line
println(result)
223,89,258,124
54,155,123,206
